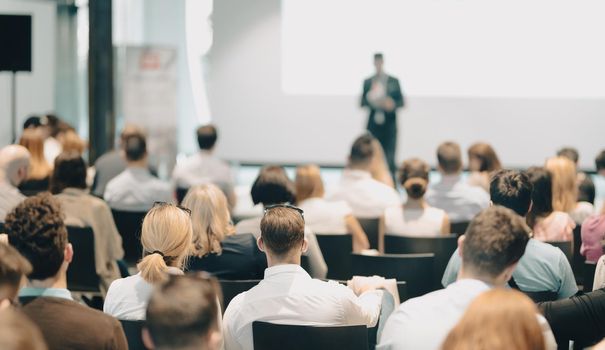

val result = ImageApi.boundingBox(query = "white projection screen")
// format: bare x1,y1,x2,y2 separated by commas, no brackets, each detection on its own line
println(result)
208,0,605,168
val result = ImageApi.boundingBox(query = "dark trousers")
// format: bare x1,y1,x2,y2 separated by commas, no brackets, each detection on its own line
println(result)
368,115,398,177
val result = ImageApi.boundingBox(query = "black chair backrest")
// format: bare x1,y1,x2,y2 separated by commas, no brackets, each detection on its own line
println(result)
356,217,382,251
384,234,457,289
316,234,353,280
583,262,596,292
450,221,470,236
219,279,261,313
351,253,434,298
0,222,4,233
120,320,147,350
111,210,147,264
524,291,558,303
252,321,368,350
176,187,189,205
572,225,585,284
66,226,101,293
546,241,573,266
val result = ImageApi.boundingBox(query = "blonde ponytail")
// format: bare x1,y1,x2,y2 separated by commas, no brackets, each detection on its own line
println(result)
137,252,169,284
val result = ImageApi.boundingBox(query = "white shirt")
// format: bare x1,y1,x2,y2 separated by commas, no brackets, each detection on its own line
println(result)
223,264,383,350
328,169,400,218
235,217,328,279
298,197,352,234
172,151,234,190
425,174,490,223
44,137,62,165
0,182,25,221
103,267,183,320
384,205,446,236
104,167,173,211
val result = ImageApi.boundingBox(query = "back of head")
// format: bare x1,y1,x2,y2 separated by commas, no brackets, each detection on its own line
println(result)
18,128,45,163
119,124,146,146
437,142,462,174
442,289,545,350
260,206,305,257
182,184,232,257
123,133,147,162
250,165,295,206
596,150,605,172
59,129,86,156
50,152,87,194
462,206,529,280
349,134,375,169
197,125,218,151
23,115,43,130
489,170,533,216
578,178,596,204
0,244,32,302
0,308,48,350
545,156,577,212
468,143,501,172
0,145,30,185
137,204,193,283
557,147,579,164
5,193,67,281
525,167,554,226
399,158,430,199
295,165,325,203
146,274,221,350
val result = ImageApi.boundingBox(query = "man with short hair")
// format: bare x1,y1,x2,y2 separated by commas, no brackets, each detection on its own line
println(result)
441,170,578,299
104,133,172,211
426,141,490,222
5,193,128,350
143,274,222,350
329,133,400,217
223,206,383,350
0,145,30,221
0,243,31,309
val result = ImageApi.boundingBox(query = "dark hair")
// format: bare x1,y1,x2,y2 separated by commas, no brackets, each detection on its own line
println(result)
349,134,375,167
0,244,32,302
23,116,42,129
124,133,147,161
146,274,221,349
578,177,596,204
260,207,305,256
374,53,384,60
5,193,68,280
489,170,533,217
557,147,579,164
250,166,295,206
468,143,502,172
196,125,218,150
462,206,529,278
399,158,430,199
437,142,462,174
525,167,554,228
50,152,87,194
596,150,605,171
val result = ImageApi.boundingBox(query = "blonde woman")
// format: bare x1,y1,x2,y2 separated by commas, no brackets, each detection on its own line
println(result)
103,203,192,320
182,184,266,279
18,128,52,195
295,165,370,252
546,156,594,224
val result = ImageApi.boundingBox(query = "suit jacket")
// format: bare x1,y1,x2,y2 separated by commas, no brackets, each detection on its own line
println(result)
361,75,404,127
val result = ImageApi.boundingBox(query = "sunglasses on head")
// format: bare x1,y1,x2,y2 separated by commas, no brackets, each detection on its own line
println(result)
263,203,305,221
153,201,192,216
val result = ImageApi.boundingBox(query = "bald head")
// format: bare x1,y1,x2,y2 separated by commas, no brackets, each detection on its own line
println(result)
0,145,30,186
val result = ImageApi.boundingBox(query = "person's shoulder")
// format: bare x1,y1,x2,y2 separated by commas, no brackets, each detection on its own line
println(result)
28,297,121,327
527,239,567,262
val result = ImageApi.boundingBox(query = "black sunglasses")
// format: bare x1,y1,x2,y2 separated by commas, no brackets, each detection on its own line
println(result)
264,204,305,221
153,201,192,216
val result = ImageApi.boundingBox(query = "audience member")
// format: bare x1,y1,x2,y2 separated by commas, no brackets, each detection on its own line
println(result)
369,138,395,187
0,145,30,221
172,124,236,207
18,128,52,195
0,243,31,309
442,289,546,350
23,114,63,165
441,170,577,299
51,152,124,292
235,165,327,278
295,164,370,251
558,146,596,206
104,203,192,320
329,133,400,217
223,206,383,350
526,167,575,241
182,184,267,279
594,150,605,212
59,128,87,156
104,133,172,211
143,274,222,350
5,194,128,350
466,142,502,192
426,141,490,223
385,158,450,236
581,207,605,263
546,156,593,224
0,308,48,350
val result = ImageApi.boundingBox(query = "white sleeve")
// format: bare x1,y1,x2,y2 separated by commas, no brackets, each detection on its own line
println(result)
341,289,383,328
304,229,328,279
222,296,245,350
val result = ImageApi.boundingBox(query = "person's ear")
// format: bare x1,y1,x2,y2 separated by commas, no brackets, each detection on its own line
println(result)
257,237,265,252
142,328,155,349
64,243,74,264
301,238,309,254
457,235,465,257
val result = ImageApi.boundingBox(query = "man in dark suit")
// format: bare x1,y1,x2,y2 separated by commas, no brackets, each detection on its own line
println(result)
361,53,404,177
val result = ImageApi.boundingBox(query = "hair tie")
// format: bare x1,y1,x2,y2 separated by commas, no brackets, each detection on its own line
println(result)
151,250,165,257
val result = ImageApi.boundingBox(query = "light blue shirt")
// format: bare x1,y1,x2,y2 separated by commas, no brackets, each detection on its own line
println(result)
19,287,73,300
104,167,173,211
441,238,578,299
425,174,490,223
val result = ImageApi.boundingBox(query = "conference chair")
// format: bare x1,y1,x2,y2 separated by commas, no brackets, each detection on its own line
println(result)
0,222,4,233
120,320,147,350
356,217,384,252
252,321,368,350
176,187,189,205
219,279,261,313
546,241,573,266
66,226,101,294
384,234,457,289
450,221,470,236
351,253,434,298
316,234,353,280
583,262,597,292
111,209,147,264
572,225,585,284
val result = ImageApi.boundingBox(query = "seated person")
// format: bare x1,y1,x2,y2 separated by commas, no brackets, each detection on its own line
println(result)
426,141,490,223
526,167,575,241
295,164,369,252
329,133,400,218
546,156,593,225
51,152,124,293
5,193,127,349
378,206,555,350
104,133,172,211
143,274,222,350
0,145,29,221
466,142,502,192
104,203,192,320
441,170,578,299
385,158,450,236
595,150,605,213
182,184,266,279
580,209,605,264
235,166,327,278
223,206,383,350
0,308,48,350
18,129,52,196
0,243,31,309
558,147,596,223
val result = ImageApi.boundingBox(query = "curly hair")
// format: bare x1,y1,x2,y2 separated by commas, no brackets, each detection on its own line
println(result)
5,193,68,280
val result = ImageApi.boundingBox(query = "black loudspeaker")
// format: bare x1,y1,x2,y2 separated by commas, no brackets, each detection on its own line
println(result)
0,14,32,72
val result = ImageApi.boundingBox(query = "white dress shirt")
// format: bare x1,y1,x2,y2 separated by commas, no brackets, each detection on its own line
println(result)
104,167,173,211
172,151,234,190
328,169,400,218
425,174,490,223
0,181,25,221
223,264,383,350
384,205,446,236
298,197,352,234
